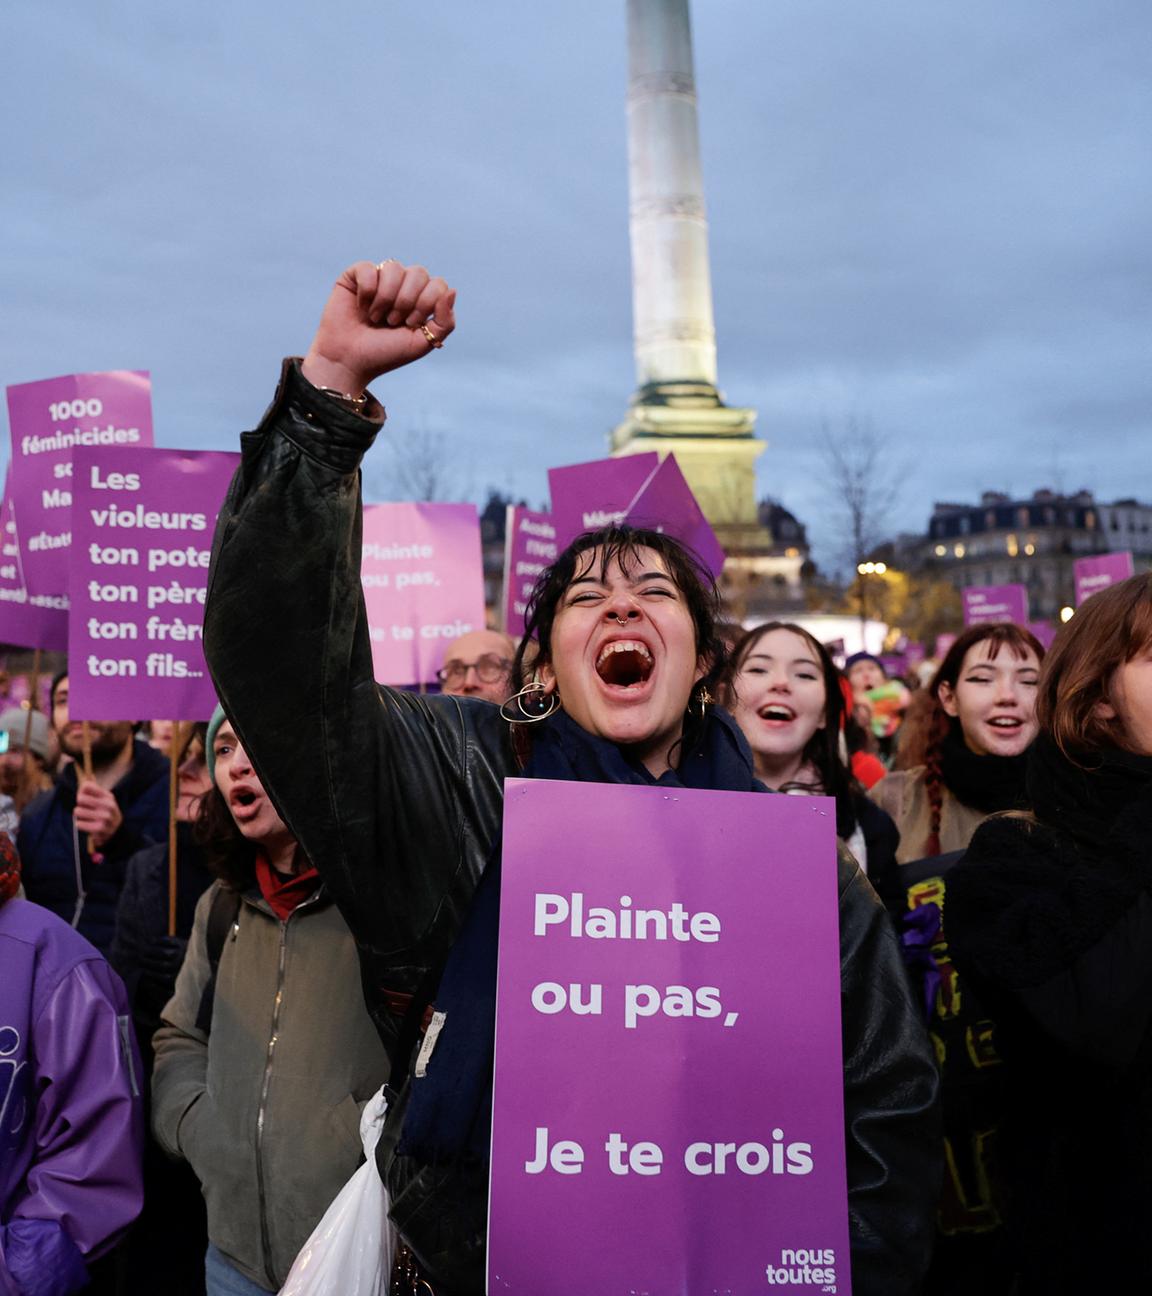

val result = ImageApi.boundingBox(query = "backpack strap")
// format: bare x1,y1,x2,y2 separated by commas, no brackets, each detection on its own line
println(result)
194,886,242,1034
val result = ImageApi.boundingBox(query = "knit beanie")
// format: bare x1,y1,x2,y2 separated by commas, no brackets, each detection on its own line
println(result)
0,707,52,761
205,704,228,780
844,651,886,677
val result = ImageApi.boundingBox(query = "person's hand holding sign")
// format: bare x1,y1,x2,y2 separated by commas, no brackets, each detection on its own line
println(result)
301,260,456,403
75,780,124,851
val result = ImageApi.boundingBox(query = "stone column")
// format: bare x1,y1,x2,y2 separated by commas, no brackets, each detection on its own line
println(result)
626,0,717,392
613,0,765,533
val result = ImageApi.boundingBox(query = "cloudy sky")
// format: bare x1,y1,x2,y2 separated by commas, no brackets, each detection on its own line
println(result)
3,0,1149,571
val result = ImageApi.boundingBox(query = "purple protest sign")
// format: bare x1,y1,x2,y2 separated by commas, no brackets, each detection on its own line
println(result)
6,371,153,597
934,633,957,659
361,502,485,686
1028,620,1058,651
1074,552,1134,606
502,506,557,638
0,487,68,651
905,641,927,666
623,453,727,578
548,453,659,547
962,584,1029,626
490,781,850,1294
67,447,239,720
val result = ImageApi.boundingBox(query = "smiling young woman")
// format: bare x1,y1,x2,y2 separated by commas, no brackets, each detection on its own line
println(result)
721,623,901,910
946,574,1152,1293
872,623,1045,863
202,261,941,1296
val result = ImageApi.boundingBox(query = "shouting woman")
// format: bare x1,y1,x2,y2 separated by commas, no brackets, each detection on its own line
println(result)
202,261,939,1295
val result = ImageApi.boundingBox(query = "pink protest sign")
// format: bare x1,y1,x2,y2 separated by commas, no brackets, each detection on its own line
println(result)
0,488,68,651
361,502,485,686
502,506,558,638
962,584,1029,626
1074,552,1134,606
67,447,239,720
934,632,957,659
624,453,727,578
6,371,153,597
548,453,659,547
490,781,850,1294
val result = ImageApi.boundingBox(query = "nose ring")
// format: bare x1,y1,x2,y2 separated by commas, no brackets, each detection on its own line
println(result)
613,614,629,626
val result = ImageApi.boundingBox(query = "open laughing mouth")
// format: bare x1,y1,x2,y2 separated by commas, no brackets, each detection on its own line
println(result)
986,716,1023,731
757,704,795,724
595,640,654,690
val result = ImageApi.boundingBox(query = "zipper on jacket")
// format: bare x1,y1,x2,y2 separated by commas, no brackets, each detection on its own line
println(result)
253,891,325,1289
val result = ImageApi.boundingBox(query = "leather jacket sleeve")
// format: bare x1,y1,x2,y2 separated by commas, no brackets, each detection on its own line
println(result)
837,849,941,1295
203,361,509,1006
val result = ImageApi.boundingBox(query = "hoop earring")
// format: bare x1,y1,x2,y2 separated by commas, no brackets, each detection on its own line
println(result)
500,680,561,725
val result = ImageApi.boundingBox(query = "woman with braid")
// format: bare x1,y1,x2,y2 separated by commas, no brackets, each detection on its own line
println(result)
870,621,1044,1296
872,623,1045,863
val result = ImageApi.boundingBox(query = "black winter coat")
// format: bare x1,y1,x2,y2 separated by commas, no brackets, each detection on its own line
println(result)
947,737,1152,1294
204,359,941,1296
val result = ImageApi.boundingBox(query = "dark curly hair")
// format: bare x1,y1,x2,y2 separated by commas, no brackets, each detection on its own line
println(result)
511,525,727,767
193,782,257,892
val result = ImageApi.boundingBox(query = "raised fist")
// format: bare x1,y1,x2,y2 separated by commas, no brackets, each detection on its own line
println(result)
301,260,456,400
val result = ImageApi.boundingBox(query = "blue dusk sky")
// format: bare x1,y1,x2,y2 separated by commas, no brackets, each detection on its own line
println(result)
3,0,1149,570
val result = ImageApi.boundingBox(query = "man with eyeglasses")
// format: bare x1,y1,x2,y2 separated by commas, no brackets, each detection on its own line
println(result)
436,629,516,705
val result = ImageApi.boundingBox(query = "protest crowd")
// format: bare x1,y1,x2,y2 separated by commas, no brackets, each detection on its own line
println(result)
2,261,1151,1296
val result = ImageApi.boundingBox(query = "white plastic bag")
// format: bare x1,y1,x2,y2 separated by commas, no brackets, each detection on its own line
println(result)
279,1086,394,1295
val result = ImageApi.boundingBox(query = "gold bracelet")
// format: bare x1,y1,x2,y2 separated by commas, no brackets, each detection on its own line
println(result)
313,384,369,415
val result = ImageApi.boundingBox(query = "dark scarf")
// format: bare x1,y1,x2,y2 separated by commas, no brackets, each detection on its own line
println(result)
396,707,764,1166
947,733,1152,988
1028,732,1152,850
940,722,1030,814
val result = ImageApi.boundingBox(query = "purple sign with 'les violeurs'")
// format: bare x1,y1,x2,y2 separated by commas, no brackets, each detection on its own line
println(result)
548,453,660,548
67,447,239,720
490,782,851,1294
0,483,68,651
1074,552,1134,606
962,583,1029,626
503,506,557,639
6,371,153,597
361,502,485,687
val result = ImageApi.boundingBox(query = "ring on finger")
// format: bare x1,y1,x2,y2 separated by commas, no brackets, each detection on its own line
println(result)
375,259,398,272
420,322,445,350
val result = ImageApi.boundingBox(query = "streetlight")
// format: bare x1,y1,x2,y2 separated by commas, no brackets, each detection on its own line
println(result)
1060,606,1075,623
855,561,888,631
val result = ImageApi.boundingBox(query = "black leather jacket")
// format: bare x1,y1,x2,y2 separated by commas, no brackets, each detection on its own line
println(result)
204,360,941,1295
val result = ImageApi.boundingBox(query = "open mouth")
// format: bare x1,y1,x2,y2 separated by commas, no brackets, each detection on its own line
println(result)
758,704,795,723
230,789,258,808
595,640,654,689
987,717,1022,730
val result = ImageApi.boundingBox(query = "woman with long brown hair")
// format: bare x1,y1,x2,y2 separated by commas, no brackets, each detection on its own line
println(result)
946,574,1152,1293
872,623,1045,863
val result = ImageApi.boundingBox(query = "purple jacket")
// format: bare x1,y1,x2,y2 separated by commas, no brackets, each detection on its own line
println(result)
0,898,143,1296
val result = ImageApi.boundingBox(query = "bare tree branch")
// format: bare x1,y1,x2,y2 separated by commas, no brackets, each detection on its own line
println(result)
820,415,900,575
